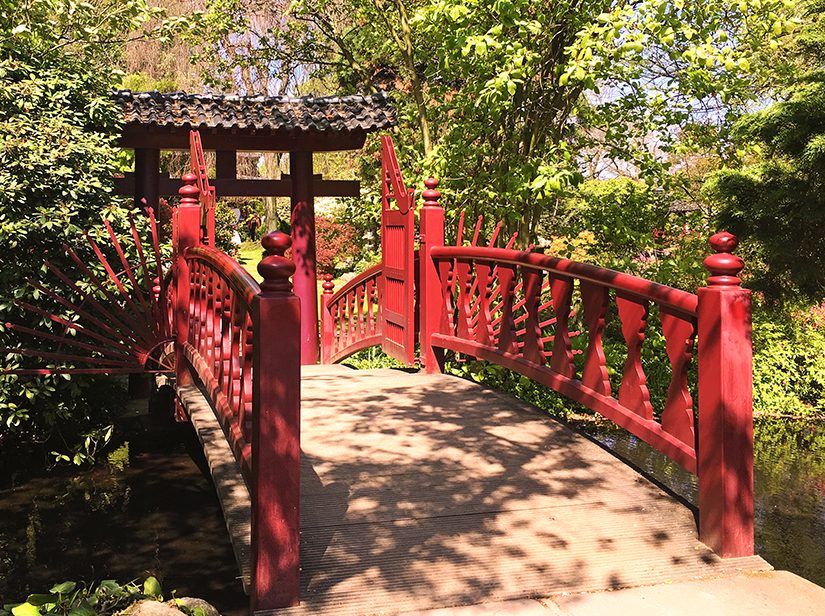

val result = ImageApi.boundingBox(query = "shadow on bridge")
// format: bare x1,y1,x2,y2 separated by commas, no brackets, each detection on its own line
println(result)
271,366,757,616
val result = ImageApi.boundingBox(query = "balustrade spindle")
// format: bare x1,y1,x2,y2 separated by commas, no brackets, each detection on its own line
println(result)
660,308,696,445
616,295,653,419
548,276,575,378
521,268,545,365
580,282,611,396
496,264,519,355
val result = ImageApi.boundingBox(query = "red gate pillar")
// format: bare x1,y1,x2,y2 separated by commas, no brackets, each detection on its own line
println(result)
419,178,445,373
252,231,302,609
289,151,318,364
697,231,754,557
174,173,201,388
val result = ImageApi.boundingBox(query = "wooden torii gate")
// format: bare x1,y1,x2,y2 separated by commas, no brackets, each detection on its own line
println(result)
112,89,397,365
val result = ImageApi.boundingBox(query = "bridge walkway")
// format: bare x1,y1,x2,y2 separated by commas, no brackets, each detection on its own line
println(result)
186,364,769,615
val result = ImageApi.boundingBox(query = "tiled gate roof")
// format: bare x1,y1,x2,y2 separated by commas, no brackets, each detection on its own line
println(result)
112,90,396,133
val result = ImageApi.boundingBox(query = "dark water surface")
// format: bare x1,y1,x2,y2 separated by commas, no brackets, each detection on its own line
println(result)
571,416,825,586
0,424,247,615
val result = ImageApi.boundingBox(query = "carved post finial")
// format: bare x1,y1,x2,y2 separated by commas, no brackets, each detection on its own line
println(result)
258,231,295,294
179,172,199,206
322,273,334,295
422,177,441,209
704,231,744,286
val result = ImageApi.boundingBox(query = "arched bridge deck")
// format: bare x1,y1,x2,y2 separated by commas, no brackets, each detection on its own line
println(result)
186,364,767,616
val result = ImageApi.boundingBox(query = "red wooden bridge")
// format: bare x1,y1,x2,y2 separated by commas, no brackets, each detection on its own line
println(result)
3,133,761,614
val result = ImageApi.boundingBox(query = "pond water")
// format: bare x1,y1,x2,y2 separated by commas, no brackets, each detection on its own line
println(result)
0,423,248,615
2,411,823,612
569,416,825,585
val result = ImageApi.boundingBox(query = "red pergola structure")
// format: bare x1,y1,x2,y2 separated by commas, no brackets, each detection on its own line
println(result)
112,90,396,364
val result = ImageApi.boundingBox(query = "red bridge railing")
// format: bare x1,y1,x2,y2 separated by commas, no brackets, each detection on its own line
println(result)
320,266,383,363
174,175,301,610
417,178,754,559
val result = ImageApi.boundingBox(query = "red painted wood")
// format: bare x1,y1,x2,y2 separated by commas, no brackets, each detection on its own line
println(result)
616,294,653,420
380,136,416,366
189,130,216,247
660,307,696,446
698,232,754,557
521,268,545,365
419,178,446,373
320,274,335,362
495,264,519,355
580,282,611,397
321,265,383,364
289,150,319,365
548,276,575,378
175,173,202,388
252,231,301,609
430,246,698,316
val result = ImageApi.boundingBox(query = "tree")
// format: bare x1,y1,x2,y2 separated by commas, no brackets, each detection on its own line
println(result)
185,0,797,244
703,1,825,303
0,0,164,465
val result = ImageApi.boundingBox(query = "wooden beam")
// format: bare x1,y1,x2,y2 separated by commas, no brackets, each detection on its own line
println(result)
113,173,360,198
119,124,368,152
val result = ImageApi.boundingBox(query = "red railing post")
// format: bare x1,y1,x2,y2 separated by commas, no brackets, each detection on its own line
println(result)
697,231,754,557
251,231,301,610
419,178,445,373
320,273,335,363
175,173,201,388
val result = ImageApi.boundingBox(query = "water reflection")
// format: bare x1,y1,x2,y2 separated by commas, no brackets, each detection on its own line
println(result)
570,416,825,586
0,426,247,615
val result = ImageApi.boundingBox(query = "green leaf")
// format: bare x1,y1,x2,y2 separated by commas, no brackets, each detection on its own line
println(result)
50,582,77,595
143,576,162,599
23,596,54,608
11,604,40,616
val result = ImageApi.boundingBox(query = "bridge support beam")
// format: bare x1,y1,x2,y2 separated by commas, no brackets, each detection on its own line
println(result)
697,232,754,557
289,151,319,364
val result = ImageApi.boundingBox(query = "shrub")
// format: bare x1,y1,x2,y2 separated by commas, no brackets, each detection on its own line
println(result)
315,215,359,276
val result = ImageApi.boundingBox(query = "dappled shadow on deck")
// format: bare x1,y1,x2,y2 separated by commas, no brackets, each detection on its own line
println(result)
266,365,765,616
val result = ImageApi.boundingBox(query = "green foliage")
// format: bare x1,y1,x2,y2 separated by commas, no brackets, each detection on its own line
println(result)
702,2,825,303
752,305,825,417
342,346,406,370
446,359,582,419
2,577,163,616
177,0,797,244
0,0,162,465
214,200,240,255
559,179,671,265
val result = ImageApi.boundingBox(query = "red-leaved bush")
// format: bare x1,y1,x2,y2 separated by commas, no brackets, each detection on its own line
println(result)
315,215,359,276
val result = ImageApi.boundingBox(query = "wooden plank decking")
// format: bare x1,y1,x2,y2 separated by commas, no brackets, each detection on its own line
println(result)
190,364,770,615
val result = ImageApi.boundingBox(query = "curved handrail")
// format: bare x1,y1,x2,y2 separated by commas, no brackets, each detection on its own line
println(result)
321,264,383,364
182,244,261,482
431,246,697,317
186,245,261,310
428,245,700,473
327,263,382,306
